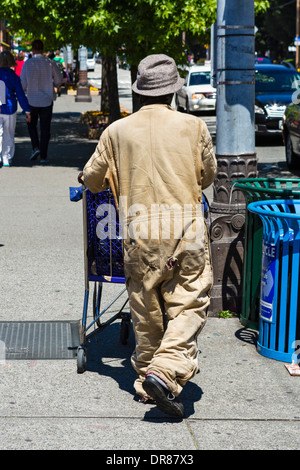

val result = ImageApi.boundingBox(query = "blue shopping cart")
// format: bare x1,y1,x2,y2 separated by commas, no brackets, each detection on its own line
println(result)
71,187,130,373
70,186,211,373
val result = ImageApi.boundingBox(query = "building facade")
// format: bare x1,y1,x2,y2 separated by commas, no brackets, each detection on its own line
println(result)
0,19,12,52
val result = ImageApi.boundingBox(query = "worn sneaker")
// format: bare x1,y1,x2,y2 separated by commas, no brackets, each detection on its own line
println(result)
142,374,184,418
30,149,40,161
40,159,49,164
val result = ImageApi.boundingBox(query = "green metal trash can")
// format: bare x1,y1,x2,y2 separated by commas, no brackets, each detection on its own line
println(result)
232,178,300,330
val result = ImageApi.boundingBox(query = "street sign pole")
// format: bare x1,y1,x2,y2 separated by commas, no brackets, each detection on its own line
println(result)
209,0,258,314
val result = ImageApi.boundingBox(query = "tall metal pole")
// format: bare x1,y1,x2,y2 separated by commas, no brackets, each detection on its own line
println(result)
209,0,258,314
66,45,73,80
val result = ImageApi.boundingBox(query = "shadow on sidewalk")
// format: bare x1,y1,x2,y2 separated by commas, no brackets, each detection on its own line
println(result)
13,111,98,170
83,322,204,420
84,322,136,394
142,381,203,422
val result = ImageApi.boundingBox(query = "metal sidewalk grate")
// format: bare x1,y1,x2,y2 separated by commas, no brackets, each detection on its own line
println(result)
0,321,80,360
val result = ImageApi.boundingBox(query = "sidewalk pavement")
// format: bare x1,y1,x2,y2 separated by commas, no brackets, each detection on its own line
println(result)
0,90,300,452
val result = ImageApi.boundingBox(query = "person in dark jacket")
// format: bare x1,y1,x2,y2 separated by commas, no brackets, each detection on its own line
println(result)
0,50,31,167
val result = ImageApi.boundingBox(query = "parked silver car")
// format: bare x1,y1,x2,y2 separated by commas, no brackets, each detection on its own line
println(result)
87,49,96,71
175,65,216,113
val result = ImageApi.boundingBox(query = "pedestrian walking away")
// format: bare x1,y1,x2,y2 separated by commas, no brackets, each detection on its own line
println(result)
0,50,31,167
78,54,217,418
14,51,25,77
20,39,63,164
53,50,66,96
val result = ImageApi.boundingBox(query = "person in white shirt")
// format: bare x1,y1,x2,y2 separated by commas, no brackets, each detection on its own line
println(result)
21,39,63,163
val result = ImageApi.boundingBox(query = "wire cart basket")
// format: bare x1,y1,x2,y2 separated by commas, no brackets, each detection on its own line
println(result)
75,187,130,373
70,186,211,373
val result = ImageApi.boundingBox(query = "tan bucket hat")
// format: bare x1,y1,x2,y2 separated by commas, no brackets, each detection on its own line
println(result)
132,54,185,96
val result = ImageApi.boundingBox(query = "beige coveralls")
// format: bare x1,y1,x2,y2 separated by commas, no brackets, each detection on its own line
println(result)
83,104,217,398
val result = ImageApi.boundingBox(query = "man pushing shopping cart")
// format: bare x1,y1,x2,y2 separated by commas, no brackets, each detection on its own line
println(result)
78,54,217,418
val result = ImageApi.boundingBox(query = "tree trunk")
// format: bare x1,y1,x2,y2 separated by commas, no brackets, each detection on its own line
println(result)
101,55,121,123
101,56,110,114
130,64,141,113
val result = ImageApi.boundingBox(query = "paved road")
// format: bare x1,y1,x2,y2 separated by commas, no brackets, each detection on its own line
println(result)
89,63,133,115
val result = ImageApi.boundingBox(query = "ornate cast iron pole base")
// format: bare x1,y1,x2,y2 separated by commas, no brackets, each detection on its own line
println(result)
75,70,92,103
209,0,257,315
209,152,257,314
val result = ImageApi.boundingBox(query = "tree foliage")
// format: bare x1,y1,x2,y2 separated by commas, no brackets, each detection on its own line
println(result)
1,0,270,59
255,0,296,60
0,0,271,116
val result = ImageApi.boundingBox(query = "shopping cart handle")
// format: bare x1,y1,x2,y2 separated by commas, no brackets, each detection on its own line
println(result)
69,186,84,202
202,193,209,212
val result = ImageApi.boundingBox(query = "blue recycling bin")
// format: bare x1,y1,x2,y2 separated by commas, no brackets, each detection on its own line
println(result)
247,199,300,363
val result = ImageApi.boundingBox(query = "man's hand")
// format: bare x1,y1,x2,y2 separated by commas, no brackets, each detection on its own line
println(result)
78,171,84,184
25,112,31,123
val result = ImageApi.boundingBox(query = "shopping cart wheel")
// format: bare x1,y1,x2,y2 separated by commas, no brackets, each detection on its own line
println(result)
120,317,130,345
77,346,87,374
